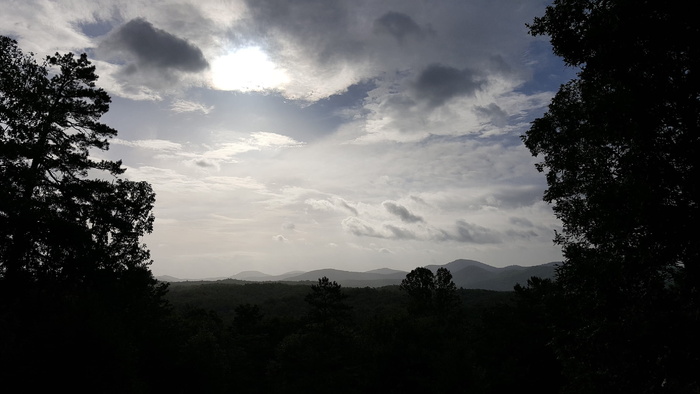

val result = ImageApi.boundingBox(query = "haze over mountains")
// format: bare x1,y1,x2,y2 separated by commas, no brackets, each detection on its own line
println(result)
158,259,559,291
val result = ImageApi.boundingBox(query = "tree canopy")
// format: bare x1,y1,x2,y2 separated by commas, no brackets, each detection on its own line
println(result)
305,276,351,324
0,35,156,287
0,36,167,391
522,1,699,391
400,267,460,315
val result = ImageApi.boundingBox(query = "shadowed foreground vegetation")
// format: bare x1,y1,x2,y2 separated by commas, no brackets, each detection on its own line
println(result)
157,275,562,393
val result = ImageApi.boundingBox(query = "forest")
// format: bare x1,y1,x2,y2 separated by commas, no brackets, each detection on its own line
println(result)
152,274,560,393
1,1,698,393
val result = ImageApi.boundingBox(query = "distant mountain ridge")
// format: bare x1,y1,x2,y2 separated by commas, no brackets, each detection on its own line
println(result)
158,259,559,291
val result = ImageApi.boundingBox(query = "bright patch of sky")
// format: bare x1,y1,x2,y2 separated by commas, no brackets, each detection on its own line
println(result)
1,0,567,279
210,46,290,91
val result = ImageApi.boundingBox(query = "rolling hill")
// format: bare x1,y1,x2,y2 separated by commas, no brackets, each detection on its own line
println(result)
158,259,559,290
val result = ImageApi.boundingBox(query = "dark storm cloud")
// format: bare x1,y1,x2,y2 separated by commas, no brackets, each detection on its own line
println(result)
412,64,486,107
475,103,509,127
341,218,417,240
505,229,539,239
428,221,500,244
509,217,534,228
105,18,208,72
342,215,501,245
385,224,418,240
242,0,360,62
373,11,425,43
491,186,543,208
383,201,424,223
450,220,501,244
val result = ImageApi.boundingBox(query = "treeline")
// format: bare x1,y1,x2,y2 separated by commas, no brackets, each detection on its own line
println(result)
153,274,562,393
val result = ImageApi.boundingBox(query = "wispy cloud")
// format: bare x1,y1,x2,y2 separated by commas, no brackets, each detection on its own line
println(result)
170,99,214,114
306,197,358,216
382,201,424,223
111,139,183,151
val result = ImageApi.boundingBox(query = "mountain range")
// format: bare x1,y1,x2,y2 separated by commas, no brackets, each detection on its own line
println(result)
158,259,560,291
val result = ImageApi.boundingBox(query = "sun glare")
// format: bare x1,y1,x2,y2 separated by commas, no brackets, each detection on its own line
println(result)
210,46,289,92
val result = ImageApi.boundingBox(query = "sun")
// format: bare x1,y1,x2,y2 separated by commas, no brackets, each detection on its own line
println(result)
210,46,289,92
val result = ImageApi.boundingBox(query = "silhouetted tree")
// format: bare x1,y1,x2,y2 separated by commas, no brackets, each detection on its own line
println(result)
400,267,436,314
0,35,156,286
270,278,360,393
305,276,351,325
434,267,460,314
400,267,460,315
0,36,168,391
523,1,700,391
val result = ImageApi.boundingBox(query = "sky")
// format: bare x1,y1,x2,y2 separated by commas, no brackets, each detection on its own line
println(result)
1,0,574,279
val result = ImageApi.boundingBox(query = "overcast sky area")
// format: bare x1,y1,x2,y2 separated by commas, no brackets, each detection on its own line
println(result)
2,0,574,279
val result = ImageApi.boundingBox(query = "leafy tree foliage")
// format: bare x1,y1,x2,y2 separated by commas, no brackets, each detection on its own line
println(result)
0,35,156,285
163,279,563,394
0,36,168,391
523,1,699,391
400,266,435,312
305,276,351,324
434,266,461,313
400,267,460,315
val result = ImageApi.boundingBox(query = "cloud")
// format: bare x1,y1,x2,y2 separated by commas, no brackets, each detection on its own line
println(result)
305,199,337,212
475,103,509,127
187,159,219,169
111,138,183,151
305,197,358,216
411,220,502,244
170,132,305,169
411,64,486,107
250,132,305,148
450,220,501,244
203,176,267,191
382,201,424,223
509,216,534,228
489,186,544,208
337,199,359,216
170,99,214,114
342,217,384,238
239,0,368,100
341,207,501,245
504,229,539,240
341,201,504,245
373,12,426,43
102,18,208,73
384,224,418,240
243,0,354,63
272,234,289,243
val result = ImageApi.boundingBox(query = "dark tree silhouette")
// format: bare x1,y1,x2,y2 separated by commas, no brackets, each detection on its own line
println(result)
0,35,156,285
523,1,700,391
0,36,168,392
400,267,460,315
434,267,460,314
305,276,351,324
400,266,435,313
